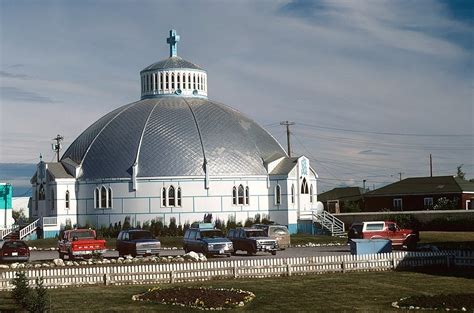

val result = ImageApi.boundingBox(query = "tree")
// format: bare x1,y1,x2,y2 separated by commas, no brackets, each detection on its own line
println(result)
12,209,27,224
456,164,466,180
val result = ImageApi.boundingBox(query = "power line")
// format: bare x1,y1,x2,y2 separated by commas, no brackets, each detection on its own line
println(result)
298,122,473,137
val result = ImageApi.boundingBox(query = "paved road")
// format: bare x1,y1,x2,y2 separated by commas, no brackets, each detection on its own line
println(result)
29,245,350,262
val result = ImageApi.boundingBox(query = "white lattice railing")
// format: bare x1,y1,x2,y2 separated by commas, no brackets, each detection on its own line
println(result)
0,250,472,290
19,219,39,239
0,224,19,240
42,216,58,226
317,210,345,235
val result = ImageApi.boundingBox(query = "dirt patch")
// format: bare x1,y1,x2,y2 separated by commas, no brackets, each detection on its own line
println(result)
133,286,255,310
394,293,474,310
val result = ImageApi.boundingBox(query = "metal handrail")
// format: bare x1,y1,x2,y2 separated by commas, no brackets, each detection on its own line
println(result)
19,219,39,239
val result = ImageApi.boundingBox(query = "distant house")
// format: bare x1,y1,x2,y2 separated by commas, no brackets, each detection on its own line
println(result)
318,187,365,213
364,176,474,211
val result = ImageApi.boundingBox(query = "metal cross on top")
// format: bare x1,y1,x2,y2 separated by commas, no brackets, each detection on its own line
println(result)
167,29,180,57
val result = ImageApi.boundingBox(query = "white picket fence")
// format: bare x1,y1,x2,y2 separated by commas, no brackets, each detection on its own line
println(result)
0,250,472,291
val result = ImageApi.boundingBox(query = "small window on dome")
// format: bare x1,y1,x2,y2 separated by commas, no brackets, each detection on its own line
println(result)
188,73,191,89
177,73,180,89
171,73,175,89
153,73,157,91
193,74,196,90
160,73,163,91
166,73,169,90
183,73,186,89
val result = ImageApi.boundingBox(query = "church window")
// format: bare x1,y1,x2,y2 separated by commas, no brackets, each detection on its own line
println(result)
168,186,175,206
95,188,100,208
177,73,180,89
301,178,309,194
101,186,107,208
148,74,151,91
275,185,281,205
291,184,295,204
108,188,113,208
162,187,166,206
166,73,169,90
310,185,313,203
232,186,237,205
39,185,45,200
193,74,196,90
203,76,206,91
177,187,182,206
160,73,163,91
51,190,55,210
153,73,157,91
245,186,250,205
188,74,191,89
65,191,70,209
183,73,186,89
238,185,244,205
171,73,175,89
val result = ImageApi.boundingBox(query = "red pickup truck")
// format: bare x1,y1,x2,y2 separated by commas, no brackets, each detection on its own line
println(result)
348,221,419,250
58,229,107,260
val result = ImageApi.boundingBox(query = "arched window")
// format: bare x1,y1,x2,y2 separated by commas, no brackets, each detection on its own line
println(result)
162,187,166,206
310,185,313,203
39,185,45,200
153,73,157,91
238,185,244,205
168,186,175,206
177,73,180,89
108,188,113,208
165,73,169,90
291,184,295,204
171,73,175,89
95,188,100,208
160,73,163,91
275,185,281,205
51,190,55,210
183,73,186,89
301,178,309,194
193,74,196,90
177,187,182,207
245,186,250,205
188,73,191,89
65,190,70,209
101,186,107,208
232,186,237,205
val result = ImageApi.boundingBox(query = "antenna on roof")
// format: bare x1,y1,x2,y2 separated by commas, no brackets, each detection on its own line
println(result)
280,121,295,157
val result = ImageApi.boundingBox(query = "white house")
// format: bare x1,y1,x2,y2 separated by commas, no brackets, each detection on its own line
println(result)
30,30,320,237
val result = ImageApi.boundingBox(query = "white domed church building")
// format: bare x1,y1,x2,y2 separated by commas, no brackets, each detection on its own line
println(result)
30,30,321,238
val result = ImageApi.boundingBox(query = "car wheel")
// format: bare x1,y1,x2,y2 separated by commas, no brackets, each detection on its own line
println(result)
247,250,256,256
59,251,64,260
231,251,237,256
68,250,74,261
271,251,277,256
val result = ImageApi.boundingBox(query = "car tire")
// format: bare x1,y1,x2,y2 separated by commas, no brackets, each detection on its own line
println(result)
231,251,237,256
59,251,65,260
247,250,256,256
271,251,277,256
68,250,74,261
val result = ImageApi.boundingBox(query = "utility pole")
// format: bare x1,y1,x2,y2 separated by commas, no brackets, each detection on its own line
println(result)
363,179,367,192
398,172,404,181
430,154,433,177
280,121,295,157
52,134,64,162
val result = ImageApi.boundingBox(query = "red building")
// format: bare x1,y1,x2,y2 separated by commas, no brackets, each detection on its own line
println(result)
364,176,474,211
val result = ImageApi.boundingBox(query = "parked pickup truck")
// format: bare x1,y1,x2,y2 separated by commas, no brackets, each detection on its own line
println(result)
227,228,278,256
58,229,107,260
348,221,419,250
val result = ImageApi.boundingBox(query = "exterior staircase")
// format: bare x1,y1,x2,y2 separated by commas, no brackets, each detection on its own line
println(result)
299,210,346,237
0,219,39,240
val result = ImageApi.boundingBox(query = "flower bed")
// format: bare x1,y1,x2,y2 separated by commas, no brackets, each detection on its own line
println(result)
132,286,255,310
392,294,474,311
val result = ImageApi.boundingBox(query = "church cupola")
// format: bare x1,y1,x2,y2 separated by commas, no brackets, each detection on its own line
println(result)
140,29,208,99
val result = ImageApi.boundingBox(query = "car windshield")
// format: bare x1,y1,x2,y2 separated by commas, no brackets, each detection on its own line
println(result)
3,241,27,249
130,231,153,240
245,230,266,237
201,230,224,238
70,230,95,239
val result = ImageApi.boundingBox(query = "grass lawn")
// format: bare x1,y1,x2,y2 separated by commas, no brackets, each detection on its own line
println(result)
419,231,474,250
1,270,473,312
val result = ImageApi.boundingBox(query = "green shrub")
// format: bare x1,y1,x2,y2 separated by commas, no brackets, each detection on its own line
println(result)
11,271,31,308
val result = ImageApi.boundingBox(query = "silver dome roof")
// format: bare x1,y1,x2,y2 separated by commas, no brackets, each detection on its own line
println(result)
141,56,203,72
62,97,287,179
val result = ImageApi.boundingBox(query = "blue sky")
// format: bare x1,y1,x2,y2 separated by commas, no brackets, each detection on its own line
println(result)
1,0,473,196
